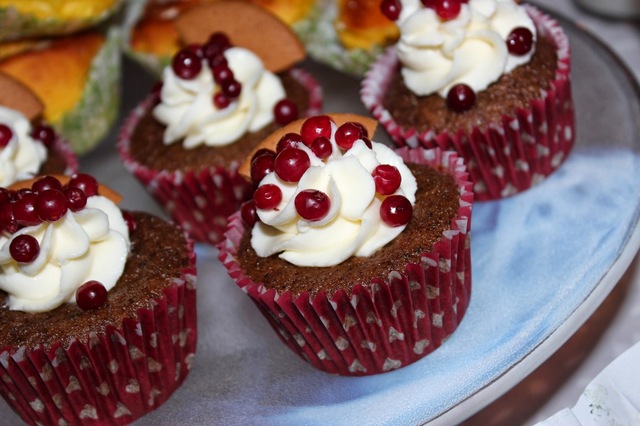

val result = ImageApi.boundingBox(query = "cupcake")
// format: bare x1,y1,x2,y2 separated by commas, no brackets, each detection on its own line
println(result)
0,174,197,425
218,113,473,376
118,0,323,245
0,2,122,154
0,72,78,185
361,0,574,200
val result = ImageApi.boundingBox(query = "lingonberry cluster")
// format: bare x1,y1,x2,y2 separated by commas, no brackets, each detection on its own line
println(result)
242,116,413,228
170,32,299,126
0,121,56,149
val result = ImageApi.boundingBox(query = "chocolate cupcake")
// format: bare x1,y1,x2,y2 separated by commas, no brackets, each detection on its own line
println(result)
218,113,473,376
118,1,323,245
361,1,574,200
0,174,196,425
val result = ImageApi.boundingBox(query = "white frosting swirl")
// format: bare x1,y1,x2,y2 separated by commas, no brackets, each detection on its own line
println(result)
395,0,536,96
252,123,417,267
0,106,48,187
0,195,131,313
153,47,287,148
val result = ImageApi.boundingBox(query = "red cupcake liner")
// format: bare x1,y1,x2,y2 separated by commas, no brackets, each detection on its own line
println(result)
118,68,323,245
360,5,574,201
52,133,80,176
217,147,473,376
0,238,197,425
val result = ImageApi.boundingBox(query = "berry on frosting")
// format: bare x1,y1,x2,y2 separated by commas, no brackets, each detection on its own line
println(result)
300,115,333,146
240,200,258,227
253,183,282,210
250,149,276,185
0,124,13,147
9,234,40,263
310,136,333,159
373,164,402,195
335,122,366,150
507,27,534,56
380,0,402,21
274,147,311,183
295,189,331,221
276,133,304,153
171,48,202,80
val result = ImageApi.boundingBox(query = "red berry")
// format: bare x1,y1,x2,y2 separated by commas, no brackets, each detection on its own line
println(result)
31,123,56,147
207,53,228,70
295,190,331,221
253,184,282,210
122,210,137,232
64,187,87,212
432,0,461,20
274,148,310,182
35,189,68,222
202,32,231,59
335,122,364,150
276,133,303,152
446,83,476,112
213,92,231,109
240,200,258,227
32,175,63,193
0,124,13,147
76,280,108,311
172,48,202,80
300,115,333,146
506,27,534,56
380,195,413,227
0,188,12,204
310,136,333,159
221,79,242,99
380,0,402,20
373,164,402,195
250,149,276,185
273,99,299,126
9,234,40,263
212,64,234,84
184,43,203,57
12,192,40,227
67,173,99,197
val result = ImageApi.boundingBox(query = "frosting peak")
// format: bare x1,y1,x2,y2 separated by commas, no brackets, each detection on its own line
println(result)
395,0,536,97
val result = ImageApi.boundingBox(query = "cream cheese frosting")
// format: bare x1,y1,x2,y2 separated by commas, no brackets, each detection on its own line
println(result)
0,106,47,187
0,195,130,313
252,122,417,267
153,46,287,148
395,0,536,97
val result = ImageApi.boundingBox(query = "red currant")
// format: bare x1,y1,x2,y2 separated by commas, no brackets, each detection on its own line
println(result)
310,136,333,159
0,188,12,204
12,192,40,227
122,210,137,232
300,115,333,147
172,48,202,80
221,79,242,99
212,64,234,84
274,148,310,182
76,280,108,311
213,92,231,109
184,43,203,57
380,195,413,227
31,123,56,147
35,189,68,222
506,27,534,56
373,164,402,195
380,0,402,21
207,53,228,70
335,122,364,150
295,190,331,221
67,173,99,197
64,187,87,212
240,200,258,227
446,83,476,112
276,133,303,152
10,234,40,263
250,149,276,185
273,99,299,126
32,175,63,193
202,32,231,59
432,0,461,20
0,124,13,147
253,184,282,210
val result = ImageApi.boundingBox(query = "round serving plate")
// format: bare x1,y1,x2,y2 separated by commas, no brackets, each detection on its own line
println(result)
1,8,639,426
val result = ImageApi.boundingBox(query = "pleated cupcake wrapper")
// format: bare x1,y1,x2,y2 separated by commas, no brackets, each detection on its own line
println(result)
117,68,323,245
0,241,197,425
218,147,473,376
360,5,574,201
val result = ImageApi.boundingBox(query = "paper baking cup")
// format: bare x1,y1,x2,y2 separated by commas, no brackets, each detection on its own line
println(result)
118,68,323,245
0,239,197,425
360,5,574,201
218,147,473,376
